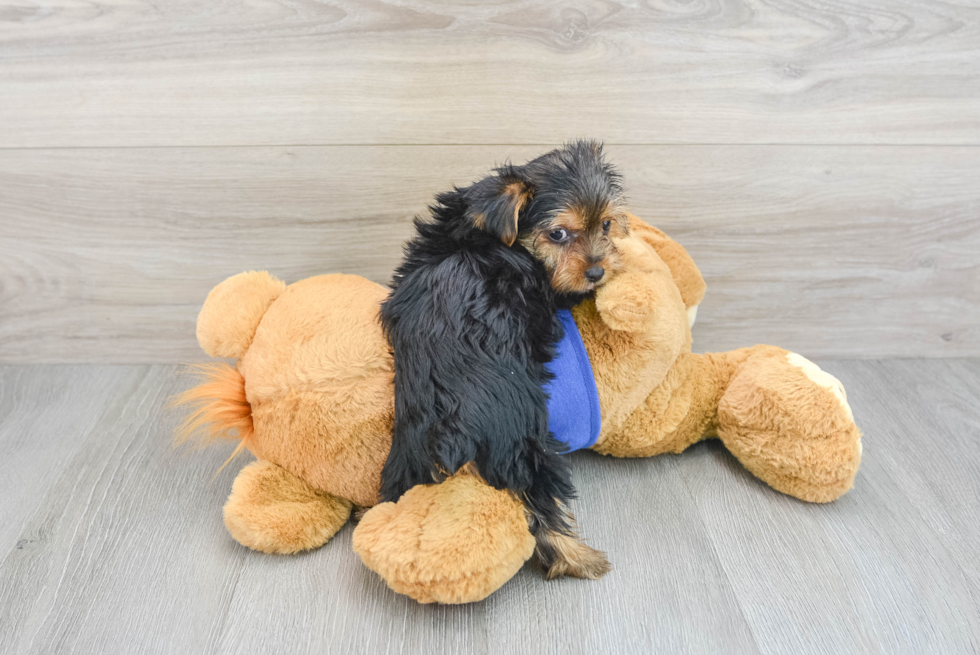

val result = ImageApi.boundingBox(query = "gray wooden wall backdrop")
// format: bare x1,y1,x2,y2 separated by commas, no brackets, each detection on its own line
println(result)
1,0,978,363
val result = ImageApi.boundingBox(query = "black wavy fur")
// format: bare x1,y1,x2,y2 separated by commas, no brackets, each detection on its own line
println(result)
378,141,623,564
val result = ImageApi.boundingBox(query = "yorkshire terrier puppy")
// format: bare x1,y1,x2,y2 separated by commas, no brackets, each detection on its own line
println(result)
379,140,627,580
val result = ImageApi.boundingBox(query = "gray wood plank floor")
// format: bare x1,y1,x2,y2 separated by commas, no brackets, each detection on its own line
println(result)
1,360,977,654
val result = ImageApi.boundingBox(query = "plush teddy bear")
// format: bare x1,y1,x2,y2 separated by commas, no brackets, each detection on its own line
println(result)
177,215,861,604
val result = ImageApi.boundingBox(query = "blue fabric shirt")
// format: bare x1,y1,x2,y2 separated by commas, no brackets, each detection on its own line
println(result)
544,309,602,452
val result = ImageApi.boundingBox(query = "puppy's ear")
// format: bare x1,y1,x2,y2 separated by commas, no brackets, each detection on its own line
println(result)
463,166,533,247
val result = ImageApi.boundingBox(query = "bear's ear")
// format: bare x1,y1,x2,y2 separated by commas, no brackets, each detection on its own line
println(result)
463,165,533,247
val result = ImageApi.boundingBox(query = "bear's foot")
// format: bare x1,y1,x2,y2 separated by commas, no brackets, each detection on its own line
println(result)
717,350,862,503
352,471,536,604
224,460,352,554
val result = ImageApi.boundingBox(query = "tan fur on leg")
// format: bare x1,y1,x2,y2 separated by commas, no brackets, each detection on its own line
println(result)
539,530,611,580
533,503,611,580
224,460,352,554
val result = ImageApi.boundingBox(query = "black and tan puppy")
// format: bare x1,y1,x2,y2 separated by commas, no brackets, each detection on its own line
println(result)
379,141,627,579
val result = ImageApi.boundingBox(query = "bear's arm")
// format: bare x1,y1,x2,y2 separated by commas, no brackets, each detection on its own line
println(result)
626,213,706,310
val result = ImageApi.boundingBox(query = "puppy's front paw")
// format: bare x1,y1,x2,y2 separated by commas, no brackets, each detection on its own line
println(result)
595,280,659,333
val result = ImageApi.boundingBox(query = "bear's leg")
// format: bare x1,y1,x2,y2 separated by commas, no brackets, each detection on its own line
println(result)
594,346,861,502
352,469,536,604
224,460,352,554
715,349,862,503
593,349,759,458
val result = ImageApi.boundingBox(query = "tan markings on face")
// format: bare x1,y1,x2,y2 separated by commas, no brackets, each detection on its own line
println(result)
471,212,486,229
554,208,586,232
520,204,629,294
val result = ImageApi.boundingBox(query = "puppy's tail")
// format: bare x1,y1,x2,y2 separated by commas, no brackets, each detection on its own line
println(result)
171,363,253,473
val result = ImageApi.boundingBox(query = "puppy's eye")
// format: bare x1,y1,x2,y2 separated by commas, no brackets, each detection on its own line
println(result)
548,229,569,243
602,220,611,232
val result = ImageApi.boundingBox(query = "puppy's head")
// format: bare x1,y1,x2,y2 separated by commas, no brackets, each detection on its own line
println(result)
463,140,628,296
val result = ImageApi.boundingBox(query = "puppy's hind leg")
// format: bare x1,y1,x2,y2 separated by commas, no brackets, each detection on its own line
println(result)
521,452,610,580
532,506,611,580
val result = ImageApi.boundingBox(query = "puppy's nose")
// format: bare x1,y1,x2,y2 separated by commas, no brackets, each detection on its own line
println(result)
585,266,605,283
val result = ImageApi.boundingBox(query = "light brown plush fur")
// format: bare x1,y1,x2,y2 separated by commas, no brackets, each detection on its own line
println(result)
224,460,353,554
176,215,861,604
353,470,536,603
197,270,286,359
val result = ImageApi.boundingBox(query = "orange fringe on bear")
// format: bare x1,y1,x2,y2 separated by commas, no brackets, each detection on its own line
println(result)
171,363,253,474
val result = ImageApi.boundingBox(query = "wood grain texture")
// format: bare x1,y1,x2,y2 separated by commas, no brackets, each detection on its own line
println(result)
1,361,978,653
834,359,980,595
1,145,977,362
674,358,980,654
0,366,249,654
0,366,134,556
215,450,760,654
0,0,978,147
